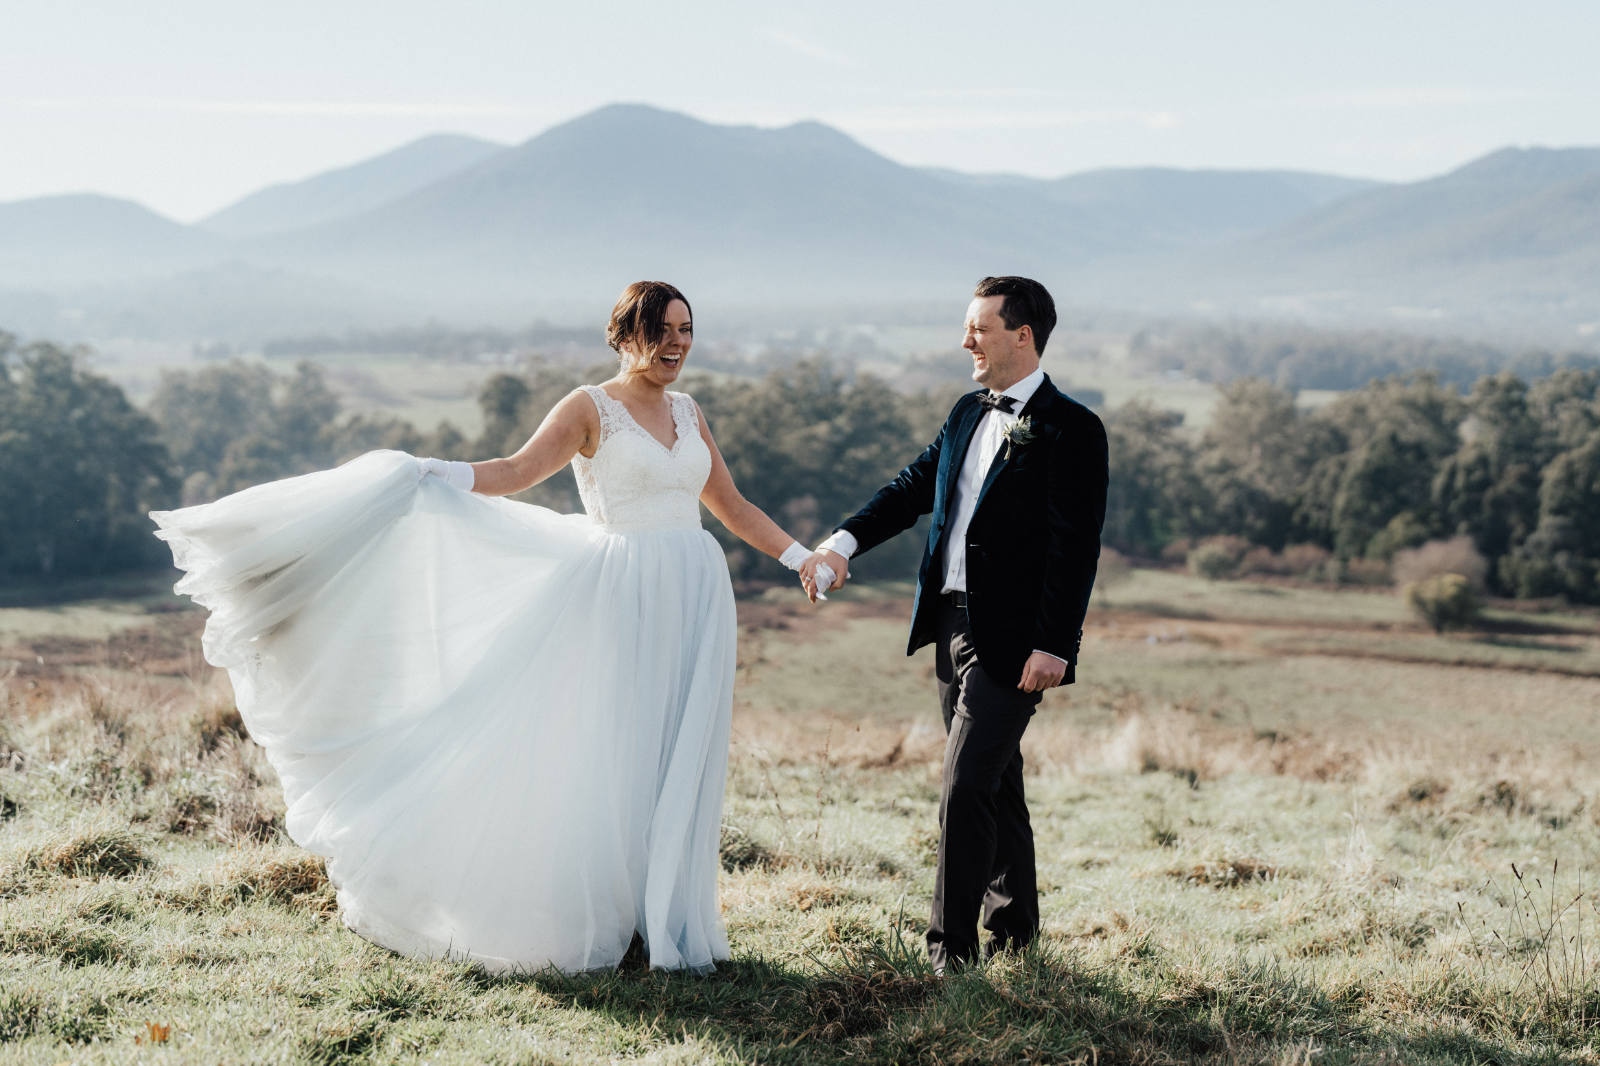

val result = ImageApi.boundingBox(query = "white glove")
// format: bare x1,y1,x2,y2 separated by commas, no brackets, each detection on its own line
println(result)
778,541,834,601
812,562,837,601
779,541,810,570
418,457,474,492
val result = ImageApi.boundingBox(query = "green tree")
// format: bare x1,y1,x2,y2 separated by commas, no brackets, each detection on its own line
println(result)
1431,372,1541,567
475,373,533,457
1194,380,1307,548
148,362,278,478
1526,367,1600,454
1103,402,1199,557
0,341,177,580
1304,375,1462,559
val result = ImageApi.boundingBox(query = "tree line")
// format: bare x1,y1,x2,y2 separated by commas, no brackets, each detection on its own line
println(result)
5,332,1599,602
1129,321,1600,392
1106,372,1600,600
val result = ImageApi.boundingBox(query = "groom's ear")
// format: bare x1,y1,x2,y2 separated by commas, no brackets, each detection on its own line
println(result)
1016,324,1033,350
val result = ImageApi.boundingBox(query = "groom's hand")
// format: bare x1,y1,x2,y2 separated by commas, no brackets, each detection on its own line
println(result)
799,549,849,603
1017,652,1066,693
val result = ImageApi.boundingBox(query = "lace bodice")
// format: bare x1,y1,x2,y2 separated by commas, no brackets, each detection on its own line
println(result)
572,386,711,531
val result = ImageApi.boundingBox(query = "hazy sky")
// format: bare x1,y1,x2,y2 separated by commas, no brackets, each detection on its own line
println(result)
5,0,1597,222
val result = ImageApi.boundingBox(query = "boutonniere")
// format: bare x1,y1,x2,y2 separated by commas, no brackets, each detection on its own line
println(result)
1001,416,1035,459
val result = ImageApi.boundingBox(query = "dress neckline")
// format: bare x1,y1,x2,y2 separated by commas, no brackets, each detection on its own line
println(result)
595,385,684,455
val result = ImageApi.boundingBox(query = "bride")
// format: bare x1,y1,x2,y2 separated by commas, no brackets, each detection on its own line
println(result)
152,281,820,973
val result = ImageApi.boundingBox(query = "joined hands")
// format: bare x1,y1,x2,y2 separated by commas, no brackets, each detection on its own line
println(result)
799,549,848,604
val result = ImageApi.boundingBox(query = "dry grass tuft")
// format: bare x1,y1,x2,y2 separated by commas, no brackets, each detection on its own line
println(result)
19,822,152,880
209,845,335,913
1174,857,1282,888
0,986,113,1044
791,882,855,912
803,935,937,1041
1,921,134,968
193,700,249,753
720,821,783,872
299,1012,385,1065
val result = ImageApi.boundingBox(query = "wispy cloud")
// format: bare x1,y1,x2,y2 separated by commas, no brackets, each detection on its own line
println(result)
1292,86,1559,109
756,27,858,69
10,97,538,119
908,88,1072,102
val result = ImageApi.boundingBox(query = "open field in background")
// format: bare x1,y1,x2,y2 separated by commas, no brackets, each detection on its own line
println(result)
4,569,1600,1063
85,321,1257,452
99,352,492,440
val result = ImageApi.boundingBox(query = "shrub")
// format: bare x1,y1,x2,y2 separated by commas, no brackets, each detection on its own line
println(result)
1188,536,1251,580
1095,547,1132,588
1404,573,1480,633
1281,543,1333,581
1392,536,1489,591
1333,557,1393,587
1238,546,1284,577
1159,539,1194,566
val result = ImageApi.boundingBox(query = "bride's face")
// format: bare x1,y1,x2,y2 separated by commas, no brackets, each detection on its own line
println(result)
625,299,693,385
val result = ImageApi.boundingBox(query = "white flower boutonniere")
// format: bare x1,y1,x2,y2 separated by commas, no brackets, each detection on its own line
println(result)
1001,416,1035,460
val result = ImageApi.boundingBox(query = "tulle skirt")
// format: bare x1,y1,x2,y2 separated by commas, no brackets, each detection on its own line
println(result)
151,450,736,972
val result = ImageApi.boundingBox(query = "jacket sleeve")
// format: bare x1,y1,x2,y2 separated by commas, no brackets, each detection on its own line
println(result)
836,412,950,558
1031,408,1108,662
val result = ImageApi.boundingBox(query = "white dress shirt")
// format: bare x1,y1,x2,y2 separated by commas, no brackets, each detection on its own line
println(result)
819,368,1066,669
937,367,1044,595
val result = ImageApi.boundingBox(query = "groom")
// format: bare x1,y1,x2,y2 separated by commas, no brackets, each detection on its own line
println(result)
802,276,1107,973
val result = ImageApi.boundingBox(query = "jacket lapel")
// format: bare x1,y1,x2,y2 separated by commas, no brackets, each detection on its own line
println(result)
939,395,987,523
972,375,1059,515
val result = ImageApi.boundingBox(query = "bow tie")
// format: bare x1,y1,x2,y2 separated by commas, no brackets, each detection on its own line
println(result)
977,392,1017,414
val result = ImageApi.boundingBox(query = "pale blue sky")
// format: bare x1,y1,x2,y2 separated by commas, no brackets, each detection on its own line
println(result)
4,0,1597,221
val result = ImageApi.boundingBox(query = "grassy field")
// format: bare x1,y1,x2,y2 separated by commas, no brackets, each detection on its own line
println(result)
3,570,1600,1063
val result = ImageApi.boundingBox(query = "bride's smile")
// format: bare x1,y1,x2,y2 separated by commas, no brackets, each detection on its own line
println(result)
633,300,692,384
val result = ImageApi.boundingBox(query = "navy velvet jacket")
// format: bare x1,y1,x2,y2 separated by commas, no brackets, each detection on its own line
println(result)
837,375,1108,687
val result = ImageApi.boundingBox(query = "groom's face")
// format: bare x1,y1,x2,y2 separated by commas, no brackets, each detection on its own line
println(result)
963,295,1032,390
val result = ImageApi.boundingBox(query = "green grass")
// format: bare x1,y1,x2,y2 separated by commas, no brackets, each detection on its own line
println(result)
3,574,1600,1063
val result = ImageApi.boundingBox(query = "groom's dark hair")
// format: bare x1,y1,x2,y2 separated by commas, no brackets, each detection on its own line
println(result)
974,276,1056,355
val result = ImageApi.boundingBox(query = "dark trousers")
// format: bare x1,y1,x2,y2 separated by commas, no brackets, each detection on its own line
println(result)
926,599,1041,972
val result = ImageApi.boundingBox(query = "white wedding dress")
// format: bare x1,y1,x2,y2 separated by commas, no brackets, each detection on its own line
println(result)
151,386,736,973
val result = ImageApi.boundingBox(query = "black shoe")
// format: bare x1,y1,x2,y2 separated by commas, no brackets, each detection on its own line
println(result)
982,935,1034,961
619,932,648,971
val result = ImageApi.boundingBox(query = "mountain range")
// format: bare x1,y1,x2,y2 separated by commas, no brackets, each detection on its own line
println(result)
1,103,1594,345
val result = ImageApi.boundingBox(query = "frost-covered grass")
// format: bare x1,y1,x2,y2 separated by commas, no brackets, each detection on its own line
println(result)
3,575,1600,1063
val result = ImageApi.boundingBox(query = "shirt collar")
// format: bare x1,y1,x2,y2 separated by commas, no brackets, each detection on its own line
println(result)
991,367,1045,410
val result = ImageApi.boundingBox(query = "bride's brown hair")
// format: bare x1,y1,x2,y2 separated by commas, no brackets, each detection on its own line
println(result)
606,281,692,375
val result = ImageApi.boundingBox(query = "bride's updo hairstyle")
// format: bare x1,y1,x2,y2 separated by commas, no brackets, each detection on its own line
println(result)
607,281,692,375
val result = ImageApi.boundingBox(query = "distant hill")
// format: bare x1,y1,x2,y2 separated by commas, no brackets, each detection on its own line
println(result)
1242,146,1600,264
0,107,1595,345
199,133,506,238
243,104,1117,307
0,194,221,285
1039,167,1380,248
1070,145,1600,339
922,166,1380,248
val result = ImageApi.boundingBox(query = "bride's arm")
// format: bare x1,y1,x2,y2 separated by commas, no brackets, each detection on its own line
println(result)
468,390,598,497
694,400,803,559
